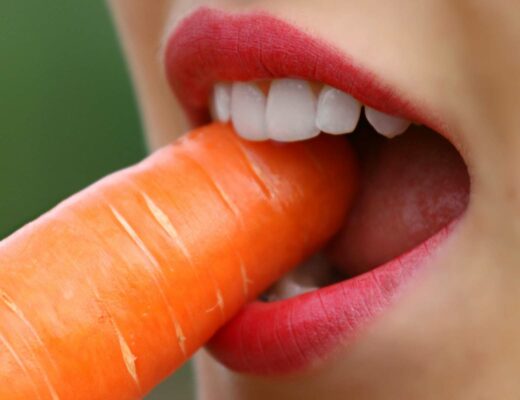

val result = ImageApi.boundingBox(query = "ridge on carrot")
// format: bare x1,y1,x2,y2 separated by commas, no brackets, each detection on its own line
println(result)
0,123,357,399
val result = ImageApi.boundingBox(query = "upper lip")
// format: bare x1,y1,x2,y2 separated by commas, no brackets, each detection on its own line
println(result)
164,7,432,130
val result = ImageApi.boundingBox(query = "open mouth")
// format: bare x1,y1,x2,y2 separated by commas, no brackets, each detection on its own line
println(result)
165,7,470,375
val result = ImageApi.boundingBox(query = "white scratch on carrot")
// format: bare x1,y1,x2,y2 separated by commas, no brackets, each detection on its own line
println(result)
205,304,218,313
110,206,160,269
212,181,242,219
239,259,252,298
205,303,221,315
234,141,273,200
0,291,49,356
183,154,243,220
87,278,142,392
0,291,60,400
110,206,187,357
114,325,140,389
216,288,225,313
0,331,42,399
175,322,187,356
205,289,225,315
141,193,193,265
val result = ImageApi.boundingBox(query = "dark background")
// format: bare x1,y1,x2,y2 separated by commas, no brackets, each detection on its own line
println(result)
0,1,194,398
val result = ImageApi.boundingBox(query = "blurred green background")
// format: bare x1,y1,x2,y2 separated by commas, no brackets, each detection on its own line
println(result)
0,1,194,398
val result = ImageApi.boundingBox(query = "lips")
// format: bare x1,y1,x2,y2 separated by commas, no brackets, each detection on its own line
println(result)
164,7,470,374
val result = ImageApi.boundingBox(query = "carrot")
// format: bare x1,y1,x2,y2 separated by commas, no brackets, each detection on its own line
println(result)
0,123,357,399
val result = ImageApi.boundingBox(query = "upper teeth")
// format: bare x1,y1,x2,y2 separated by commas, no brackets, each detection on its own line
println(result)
364,106,411,138
266,79,320,142
210,79,412,142
230,82,268,141
316,85,362,135
210,82,232,123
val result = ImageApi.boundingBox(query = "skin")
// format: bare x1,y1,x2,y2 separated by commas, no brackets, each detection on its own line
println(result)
108,1,520,399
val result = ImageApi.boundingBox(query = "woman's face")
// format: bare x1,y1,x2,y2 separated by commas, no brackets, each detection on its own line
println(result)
109,1,520,398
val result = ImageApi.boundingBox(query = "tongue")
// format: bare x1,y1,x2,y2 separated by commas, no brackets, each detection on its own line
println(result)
327,123,470,276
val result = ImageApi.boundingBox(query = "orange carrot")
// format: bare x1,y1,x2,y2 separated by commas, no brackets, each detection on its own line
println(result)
0,123,357,399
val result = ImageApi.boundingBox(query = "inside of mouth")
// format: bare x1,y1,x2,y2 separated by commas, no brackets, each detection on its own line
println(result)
261,116,470,302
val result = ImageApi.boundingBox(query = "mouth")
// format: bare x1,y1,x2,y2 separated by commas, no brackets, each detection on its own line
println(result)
164,7,470,375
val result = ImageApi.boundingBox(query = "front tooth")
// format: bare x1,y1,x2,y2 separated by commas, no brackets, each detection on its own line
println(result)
266,79,320,142
265,280,317,302
316,85,362,134
365,106,411,138
210,83,232,123
261,254,333,302
230,82,268,141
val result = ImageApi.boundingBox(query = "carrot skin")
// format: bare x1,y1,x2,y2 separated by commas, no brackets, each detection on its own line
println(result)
0,123,357,399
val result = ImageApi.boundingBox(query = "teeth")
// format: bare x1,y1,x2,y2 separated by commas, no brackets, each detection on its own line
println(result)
261,254,335,302
266,79,320,142
230,82,268,141
217,80,414,142
263,279,317,302
210,83,232,123
316,85,361,134
365,106,411,138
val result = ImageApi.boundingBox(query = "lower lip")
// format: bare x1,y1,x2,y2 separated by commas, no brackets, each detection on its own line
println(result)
208,222,456,375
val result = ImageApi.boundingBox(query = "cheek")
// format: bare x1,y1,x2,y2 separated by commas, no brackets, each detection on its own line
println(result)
110,0,192,148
